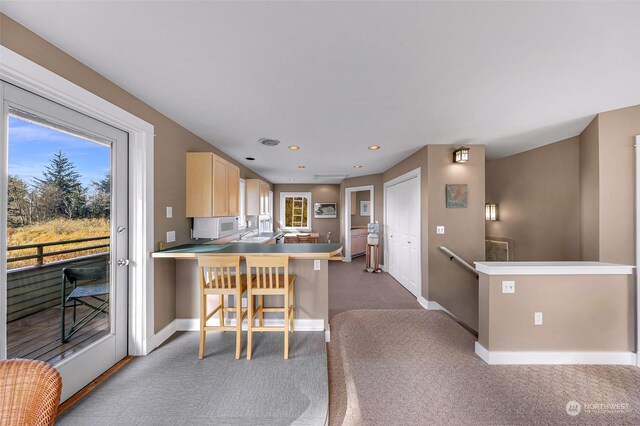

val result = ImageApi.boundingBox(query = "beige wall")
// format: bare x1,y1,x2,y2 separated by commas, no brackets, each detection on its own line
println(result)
478,273,634,352
578,104,639,265
351,190,371,227
382,145,485,331
597,105,640,265
0,14,270,332
425,145,485,330
579,117,600,261
486,137,580,261
339,174,384,261
272,184,340,242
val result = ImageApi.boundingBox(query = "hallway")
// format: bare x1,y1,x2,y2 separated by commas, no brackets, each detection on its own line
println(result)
328,256,421,319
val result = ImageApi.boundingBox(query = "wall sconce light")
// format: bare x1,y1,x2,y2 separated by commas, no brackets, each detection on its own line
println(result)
485,203,498,221
453,146,470,163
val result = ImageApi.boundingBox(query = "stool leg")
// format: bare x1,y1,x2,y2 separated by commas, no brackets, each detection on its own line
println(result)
199,292,206,359
219,295,225,331
289,283,295,332
284,290,289,360
258,295,264,329
235,292,242,359
247,292,254,360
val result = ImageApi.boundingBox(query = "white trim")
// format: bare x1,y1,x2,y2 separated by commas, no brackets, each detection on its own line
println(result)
343,185,375,262
635,135,640,367
0,83,7,359
0,46,155,356
279,191,312,231
475,261,634,276
475,342,637,365
325,324,330,343
383,168,422,297
150,320,178,349
176,317,325,331
417,296,459,321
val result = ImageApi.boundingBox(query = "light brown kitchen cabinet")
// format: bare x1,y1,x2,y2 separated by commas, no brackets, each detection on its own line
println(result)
186,152,240,217
350,228,367,256
246,179,270,216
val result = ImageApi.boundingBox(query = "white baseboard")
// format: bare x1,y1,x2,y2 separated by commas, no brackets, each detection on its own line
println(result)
475,342,637,365
325,324,330,343
150,319,177,351
417,296,458,320
176,317,324,332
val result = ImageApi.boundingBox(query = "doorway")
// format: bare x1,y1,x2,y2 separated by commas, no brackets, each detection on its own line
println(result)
384,169,421,297
344,185,374,262
1,83,128,401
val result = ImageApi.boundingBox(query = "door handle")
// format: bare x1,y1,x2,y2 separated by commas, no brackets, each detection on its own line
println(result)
117,259,130,267
117,226,126,234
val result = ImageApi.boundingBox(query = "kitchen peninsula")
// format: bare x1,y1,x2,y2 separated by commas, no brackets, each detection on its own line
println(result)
152,241,343,331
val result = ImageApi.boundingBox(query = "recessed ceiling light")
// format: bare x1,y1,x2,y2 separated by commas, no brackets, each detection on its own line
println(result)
245,157,255,161
288,145,300,151
297,165,306,168
289,178,296,181
368,145,381,150
258,138,280,147
353,165,363,168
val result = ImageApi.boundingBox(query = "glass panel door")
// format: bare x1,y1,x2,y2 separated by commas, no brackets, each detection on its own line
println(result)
1,82,128,402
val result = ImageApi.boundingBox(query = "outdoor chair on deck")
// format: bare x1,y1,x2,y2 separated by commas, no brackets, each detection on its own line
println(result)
61,266,109,343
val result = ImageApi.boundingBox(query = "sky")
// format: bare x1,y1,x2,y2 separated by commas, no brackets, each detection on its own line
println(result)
8,116,111,188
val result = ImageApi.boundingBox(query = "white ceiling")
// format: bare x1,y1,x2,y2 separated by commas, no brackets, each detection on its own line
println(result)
2,1,640,183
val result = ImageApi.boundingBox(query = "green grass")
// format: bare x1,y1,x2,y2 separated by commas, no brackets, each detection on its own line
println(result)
7,218,110,269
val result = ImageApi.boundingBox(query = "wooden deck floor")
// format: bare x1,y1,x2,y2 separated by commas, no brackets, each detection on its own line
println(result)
8,304,109,365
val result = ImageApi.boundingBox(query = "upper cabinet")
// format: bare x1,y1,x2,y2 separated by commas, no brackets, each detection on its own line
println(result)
186,152,240,217
246,179,270,216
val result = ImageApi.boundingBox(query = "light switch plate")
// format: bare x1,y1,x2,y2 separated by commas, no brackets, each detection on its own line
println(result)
314,260,321,270
436,226,445,235
534,312,543,325
166,206,173,219
166,231,176,243
501,280,515,294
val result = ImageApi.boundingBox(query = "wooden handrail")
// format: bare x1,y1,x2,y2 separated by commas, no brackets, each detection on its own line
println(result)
7,236,110,266
439,246,478,276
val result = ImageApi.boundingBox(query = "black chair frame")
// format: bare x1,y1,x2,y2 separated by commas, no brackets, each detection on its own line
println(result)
61,266,110,343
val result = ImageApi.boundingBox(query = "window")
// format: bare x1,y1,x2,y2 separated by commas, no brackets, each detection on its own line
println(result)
239,178,246,229
279,192,311,231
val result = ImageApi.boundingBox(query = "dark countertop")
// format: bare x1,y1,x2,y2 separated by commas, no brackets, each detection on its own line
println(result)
151,241,343,259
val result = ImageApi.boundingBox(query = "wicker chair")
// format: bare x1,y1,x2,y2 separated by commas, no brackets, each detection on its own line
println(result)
0,359,62,426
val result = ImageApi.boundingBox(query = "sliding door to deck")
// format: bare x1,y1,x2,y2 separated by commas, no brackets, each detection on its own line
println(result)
1,83,128,402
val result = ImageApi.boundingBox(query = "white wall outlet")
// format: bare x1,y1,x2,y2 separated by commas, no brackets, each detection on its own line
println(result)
166,230,176,243
314,260,321,270
166,206,173,218
534,312,543,325
436,226,445,235
501,280,515,294
242,298,247,308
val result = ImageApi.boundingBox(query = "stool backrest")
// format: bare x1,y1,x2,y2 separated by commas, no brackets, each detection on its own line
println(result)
296,235,311,243
245,256,290,289
197,255,241,289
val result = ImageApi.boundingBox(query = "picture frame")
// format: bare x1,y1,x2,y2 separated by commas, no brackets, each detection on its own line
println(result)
446,184,468,208
360,200,370,216
314,202,337,219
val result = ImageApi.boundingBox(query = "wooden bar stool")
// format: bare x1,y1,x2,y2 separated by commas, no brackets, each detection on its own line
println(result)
197,255,249,359
245,256,296,359
296,234,311,243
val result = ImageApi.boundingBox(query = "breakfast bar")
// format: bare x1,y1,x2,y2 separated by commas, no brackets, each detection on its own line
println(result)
152,242,343,331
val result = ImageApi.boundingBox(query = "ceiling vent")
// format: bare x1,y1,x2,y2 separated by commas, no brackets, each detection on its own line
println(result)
314,173,347,182
258,138,280,147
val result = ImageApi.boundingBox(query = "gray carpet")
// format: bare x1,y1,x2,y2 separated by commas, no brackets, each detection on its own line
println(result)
57,331,327,425
329,257,421,319
328,309,640,425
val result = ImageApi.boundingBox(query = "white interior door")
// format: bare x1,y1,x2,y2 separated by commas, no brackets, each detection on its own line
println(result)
386,175,420,296
1,82,128,402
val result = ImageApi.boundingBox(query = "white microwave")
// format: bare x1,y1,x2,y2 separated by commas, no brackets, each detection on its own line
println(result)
192,217,238,240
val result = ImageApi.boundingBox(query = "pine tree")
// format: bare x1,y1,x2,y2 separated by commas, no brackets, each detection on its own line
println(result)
87,172,110,218
33,150,86,218
7,175,30,227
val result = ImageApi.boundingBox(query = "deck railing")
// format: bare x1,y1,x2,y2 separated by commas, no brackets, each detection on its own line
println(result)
7,236,110,268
